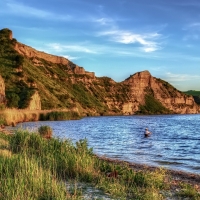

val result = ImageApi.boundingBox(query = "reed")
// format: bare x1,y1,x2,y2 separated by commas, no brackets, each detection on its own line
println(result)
0,130,199,199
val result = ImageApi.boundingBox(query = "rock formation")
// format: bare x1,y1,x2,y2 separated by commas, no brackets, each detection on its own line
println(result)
14,42,95,77
122,71,199,114
0,28,199,116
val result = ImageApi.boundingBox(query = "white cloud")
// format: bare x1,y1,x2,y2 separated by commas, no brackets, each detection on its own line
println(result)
62,55,80,60
47,43,97,54
165,72,200,82
95,18,114,26
6,1,71,20
97,30,161,52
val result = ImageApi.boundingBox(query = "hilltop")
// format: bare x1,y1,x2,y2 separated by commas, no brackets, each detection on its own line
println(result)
0,28,199,121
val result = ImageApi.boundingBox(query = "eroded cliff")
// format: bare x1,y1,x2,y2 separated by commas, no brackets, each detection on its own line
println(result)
122,71,199,114
0,28,199,116
14,41,95,78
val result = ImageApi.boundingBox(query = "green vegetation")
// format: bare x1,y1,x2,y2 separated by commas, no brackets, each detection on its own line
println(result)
39,111,80,121
177,183,200,199
137,95,171,114
0,130,199,199
0,114,6,126
183,90,200,96
38,125,53,139
0,28,36,109
183,90,200,105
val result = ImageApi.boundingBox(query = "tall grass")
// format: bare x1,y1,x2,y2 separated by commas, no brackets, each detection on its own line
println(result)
1,130,199,199
4,130,165,199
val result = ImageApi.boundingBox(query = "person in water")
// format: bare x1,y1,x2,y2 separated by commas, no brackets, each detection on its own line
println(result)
144,128,151,137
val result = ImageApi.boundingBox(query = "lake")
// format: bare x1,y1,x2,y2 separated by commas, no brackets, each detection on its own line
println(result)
15,114,200,174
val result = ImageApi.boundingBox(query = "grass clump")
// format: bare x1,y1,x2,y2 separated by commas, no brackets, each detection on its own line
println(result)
38,125,53,139
177,183,200,200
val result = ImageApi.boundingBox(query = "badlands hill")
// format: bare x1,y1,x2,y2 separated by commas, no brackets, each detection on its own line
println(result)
0,28,199,116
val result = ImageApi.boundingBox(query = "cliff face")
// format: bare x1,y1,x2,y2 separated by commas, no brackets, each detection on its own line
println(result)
15,42,70,65
122,71,199,114
1,28,199,115
14,42,95,78
12,43,200,114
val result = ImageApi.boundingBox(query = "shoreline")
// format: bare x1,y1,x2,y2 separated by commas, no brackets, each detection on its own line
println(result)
1,129,200,198
97,155,200,189
2,115,200,191
3,119,200,184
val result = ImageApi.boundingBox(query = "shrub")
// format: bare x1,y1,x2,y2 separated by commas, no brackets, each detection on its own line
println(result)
38,125,53,139
5,92,20,108
40,111,80,121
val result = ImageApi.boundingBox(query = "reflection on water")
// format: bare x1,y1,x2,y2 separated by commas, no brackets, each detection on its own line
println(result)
15,114,200,174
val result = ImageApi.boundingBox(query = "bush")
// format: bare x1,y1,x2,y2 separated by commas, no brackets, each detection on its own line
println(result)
40,111,80,121
38,125,53,139
6,92,20,108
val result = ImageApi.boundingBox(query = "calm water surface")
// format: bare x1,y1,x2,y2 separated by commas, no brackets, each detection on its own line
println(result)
15,114,200,174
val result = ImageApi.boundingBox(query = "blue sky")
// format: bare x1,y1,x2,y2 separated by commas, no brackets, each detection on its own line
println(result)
1,0,200,91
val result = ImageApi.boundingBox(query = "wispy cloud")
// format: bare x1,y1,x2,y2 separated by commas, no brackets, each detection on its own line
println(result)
6,1,71,20
47,43,97,54
62,55,80,60
97,30,162,52
183,22,200,41
95,17,114,26
165,72,200,82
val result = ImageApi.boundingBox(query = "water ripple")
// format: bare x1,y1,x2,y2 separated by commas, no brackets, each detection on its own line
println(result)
16,114,200,174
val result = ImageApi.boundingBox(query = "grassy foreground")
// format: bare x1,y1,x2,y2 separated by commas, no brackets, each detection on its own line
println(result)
0,130,200,200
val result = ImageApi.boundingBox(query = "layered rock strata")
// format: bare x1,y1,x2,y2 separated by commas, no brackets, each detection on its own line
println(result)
122,71,199,114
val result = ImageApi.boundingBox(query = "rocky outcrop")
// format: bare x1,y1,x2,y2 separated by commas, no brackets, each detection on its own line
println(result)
73,66,95,78
15,42,70,65
14,42,95,77
122,71,199,114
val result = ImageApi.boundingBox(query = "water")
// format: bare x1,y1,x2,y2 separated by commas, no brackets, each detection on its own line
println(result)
15,114,200,174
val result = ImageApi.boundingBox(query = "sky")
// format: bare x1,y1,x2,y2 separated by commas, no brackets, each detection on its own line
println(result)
1,0,200,91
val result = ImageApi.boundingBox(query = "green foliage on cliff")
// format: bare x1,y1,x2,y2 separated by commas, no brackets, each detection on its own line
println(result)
0,28,36,109
183,90,200,105
137,95,171,114
0,29,126,113
183,90,200,96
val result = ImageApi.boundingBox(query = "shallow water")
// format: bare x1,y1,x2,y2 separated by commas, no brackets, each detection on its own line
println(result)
15,114,200,174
